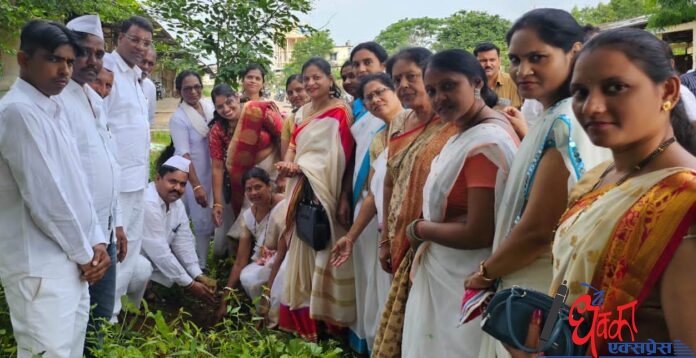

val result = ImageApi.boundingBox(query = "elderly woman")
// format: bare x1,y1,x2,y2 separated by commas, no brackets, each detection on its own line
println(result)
169,70,215,269
331,72,406,353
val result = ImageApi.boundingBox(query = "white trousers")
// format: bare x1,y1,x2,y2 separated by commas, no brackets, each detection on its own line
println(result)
112,190,152,321
2,272,89,358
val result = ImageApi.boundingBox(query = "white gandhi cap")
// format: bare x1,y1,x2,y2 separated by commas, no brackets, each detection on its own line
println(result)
162,155,190,173
66,14,104,41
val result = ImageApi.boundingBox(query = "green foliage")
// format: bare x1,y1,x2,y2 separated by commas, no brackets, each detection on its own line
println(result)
145,0,312,88
374,17,443,54
0,0,141,54
283,30,335,78
434,11,511,53
647,0,696,28
82,293,345,357
571,0,648,26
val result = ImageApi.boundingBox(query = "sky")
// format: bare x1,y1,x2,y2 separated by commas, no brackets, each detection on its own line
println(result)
301,0,606,45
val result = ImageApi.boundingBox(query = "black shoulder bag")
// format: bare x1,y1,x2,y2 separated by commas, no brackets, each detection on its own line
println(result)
295,176,331,251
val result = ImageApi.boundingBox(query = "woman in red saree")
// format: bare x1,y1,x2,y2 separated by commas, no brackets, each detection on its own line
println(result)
274,57,355,341
508,28,696,358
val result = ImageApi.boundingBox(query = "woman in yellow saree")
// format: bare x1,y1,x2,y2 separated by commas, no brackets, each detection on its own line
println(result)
507,28,696,358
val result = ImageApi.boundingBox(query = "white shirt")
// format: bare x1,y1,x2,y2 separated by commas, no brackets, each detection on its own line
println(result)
0,79,105,278
56,80,122,235
141,77,157,126
679,84,696,122
141,182,203,287
103,51,150,193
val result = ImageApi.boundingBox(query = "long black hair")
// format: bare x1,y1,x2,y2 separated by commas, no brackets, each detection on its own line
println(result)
506,8,585,101
578,28,696,155
425,49,498,108
207,84,238,134
240,63,266,99
350,41,389,64
302,57,342,98
385,47,433,76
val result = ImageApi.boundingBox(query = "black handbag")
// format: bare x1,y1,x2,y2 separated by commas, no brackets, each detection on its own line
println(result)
295,177,331,251
481,286,590,356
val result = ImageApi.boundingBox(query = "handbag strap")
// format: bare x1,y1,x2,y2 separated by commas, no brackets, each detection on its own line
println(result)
505,289,563,353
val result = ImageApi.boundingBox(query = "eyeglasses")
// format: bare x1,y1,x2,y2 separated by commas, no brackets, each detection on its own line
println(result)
124,33,152,48
182,84,203,93
364,87,390,103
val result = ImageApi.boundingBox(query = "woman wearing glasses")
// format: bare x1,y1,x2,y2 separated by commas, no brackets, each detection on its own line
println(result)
168,70,216,270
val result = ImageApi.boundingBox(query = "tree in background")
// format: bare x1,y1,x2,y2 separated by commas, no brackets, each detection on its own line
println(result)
0,0,141,75
434,11,511,52
283,29,335,77
647,0,696,27
145,0,311,86
374,17,443,54
571,0,648,26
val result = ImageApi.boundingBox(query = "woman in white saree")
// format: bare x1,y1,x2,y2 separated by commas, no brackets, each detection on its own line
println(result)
331,72,406,353
400,49,519,358
274,57,356,341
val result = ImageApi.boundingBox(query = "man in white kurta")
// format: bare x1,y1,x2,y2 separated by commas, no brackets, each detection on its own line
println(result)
0,20,109,358
59,16,139,350
141,156,217,304
103,15,154,321
139,47,158,126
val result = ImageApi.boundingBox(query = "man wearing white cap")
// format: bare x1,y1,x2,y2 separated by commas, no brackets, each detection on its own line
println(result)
102,15,154,321
57,15,140,355
140,155,217,305
0,20,109,357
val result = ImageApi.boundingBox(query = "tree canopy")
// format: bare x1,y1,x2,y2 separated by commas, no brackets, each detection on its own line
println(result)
571,0,648,26
435,11,511,52
145,0,312,86
283,29,335,77
647,0,696,27
375,17,443,54
373,11,510,56
0,0,141,53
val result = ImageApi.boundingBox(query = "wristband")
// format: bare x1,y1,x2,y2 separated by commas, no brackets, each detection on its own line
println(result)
222,286,233,292
193,185,203,192
213,203,223,208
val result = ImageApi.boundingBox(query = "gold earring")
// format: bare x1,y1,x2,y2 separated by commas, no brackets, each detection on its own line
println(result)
662,101,672,111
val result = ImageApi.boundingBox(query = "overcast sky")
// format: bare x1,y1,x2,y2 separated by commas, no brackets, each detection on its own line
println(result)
301,0,606,45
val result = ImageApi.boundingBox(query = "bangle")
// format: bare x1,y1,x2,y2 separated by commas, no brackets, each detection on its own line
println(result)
193,185,203,192
213,203,223,208
478,260,495,282
378,238,391,248
185,281,195,289
222,286,233,292
406,219,426,242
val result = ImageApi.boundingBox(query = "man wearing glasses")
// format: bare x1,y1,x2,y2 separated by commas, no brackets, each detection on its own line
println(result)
103,15,155,322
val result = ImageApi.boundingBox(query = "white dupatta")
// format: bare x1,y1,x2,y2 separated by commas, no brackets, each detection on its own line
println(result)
181,98,215,137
